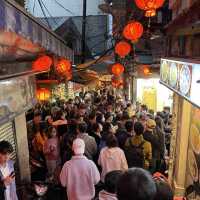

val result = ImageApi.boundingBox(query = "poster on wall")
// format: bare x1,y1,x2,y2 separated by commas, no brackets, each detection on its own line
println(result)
0,75,36,124
186,107,200,199
160,58,200,108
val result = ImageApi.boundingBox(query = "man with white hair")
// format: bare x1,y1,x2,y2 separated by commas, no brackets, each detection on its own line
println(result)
60,138,100,200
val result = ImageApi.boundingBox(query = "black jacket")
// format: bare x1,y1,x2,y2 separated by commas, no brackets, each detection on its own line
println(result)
143,127,165,159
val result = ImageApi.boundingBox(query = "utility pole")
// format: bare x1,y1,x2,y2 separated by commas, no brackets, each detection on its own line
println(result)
81,0,87,64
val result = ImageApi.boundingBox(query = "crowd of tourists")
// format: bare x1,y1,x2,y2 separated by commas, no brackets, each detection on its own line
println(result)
0,88,186,200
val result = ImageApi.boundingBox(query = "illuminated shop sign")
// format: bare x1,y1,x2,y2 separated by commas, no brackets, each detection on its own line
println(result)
160,58,200,108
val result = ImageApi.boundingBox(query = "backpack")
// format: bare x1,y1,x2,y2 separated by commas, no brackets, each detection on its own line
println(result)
125,138,145,168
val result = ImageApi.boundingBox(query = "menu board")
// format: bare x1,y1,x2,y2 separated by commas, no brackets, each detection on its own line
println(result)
0,75,36,124
160,58,200,108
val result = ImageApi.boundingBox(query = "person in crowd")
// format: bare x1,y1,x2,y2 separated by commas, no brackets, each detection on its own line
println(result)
138,112,147,129
154,178,174,200
91,123,102,146
117,168,156,200
143,119,165,173
98,134,128,182
52,110,67,127
76,122,97,160
116,120,134,150
74,96,81,106
0,141,18,200
125,121,152,169
104,112,113,124
87,111,97,136
99,122,114,151
98,170,123,200
32,124,48,155
60,138,100,200
155,117,166,171
148,109,155,118
126,103,136,118
96,112,105,125
78,103,87,118
43,126,60,179
141,104,148,113
121,111,130,128
27,112,42,142
60,121,77,164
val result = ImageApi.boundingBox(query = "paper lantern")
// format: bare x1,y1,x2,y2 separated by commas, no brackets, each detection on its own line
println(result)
32,55,52,71
36,88,51,101
123,21,143,41
115,41,131,58
111,63,125,76
56,59,71,75
135,0,165,17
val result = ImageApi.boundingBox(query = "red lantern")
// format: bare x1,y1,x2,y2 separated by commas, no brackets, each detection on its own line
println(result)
123,21,144,41
56,59,71,75
111,63,125,76
135,0,165,17
115,41,131,58
32,55,52,71
36,88,51,101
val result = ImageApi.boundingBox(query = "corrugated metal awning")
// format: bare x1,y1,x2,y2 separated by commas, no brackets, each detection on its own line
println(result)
0,0,73,60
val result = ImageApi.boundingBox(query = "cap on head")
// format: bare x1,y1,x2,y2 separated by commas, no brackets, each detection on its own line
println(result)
72,138,85,155
146,119,156,131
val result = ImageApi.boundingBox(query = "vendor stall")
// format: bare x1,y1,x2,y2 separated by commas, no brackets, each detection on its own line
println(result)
160,58,200,199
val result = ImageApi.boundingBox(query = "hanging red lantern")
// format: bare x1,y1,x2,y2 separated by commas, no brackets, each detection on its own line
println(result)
56,59,72,75
36,88,51,101
123,21,143,41
32,55,52,71
115,41,131,58
135,0,165,17
111,63,125,76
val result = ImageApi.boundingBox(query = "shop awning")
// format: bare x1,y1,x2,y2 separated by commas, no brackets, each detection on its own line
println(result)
0,0,73,62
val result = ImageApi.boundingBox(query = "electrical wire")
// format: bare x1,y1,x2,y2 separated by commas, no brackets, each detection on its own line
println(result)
33,0,36,15
40,0,60,27
37,0,51,28
53,0,75,15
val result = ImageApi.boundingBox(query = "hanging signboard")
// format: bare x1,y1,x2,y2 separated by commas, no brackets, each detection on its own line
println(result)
0,75,36,125
160,58,200,108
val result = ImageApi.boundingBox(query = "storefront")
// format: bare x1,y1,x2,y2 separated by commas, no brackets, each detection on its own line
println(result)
0,0,73,185
0,75,36,182
160,58,200,199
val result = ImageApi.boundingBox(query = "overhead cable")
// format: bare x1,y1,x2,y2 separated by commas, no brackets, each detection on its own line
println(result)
37,0,51,28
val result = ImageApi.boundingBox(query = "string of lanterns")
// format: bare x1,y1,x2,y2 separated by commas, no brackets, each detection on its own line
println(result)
32,55,72,80
33,55,72,101
111,0,165,87
111,20,143,87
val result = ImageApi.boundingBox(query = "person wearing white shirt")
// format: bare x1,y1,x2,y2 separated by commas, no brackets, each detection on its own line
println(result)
0,141,18,200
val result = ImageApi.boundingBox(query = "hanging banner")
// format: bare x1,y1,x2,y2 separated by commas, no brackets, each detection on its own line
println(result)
0,75,36,124
160,58,200,108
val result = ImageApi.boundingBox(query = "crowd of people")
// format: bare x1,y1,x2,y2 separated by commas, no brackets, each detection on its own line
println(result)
0,88,186,200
